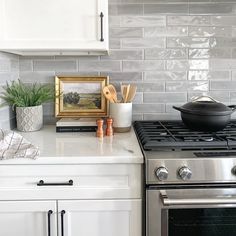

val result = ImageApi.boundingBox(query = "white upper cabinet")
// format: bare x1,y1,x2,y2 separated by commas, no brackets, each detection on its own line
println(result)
0,0,108,55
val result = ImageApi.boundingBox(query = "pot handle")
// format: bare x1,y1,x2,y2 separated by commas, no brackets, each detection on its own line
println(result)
173,106,182,112
191,95,219,103
228,105,236,112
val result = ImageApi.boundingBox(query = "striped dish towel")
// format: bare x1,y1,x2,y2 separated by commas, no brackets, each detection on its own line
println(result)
0,129,39,160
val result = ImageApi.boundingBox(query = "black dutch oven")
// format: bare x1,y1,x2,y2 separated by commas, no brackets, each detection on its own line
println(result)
173,96,236,132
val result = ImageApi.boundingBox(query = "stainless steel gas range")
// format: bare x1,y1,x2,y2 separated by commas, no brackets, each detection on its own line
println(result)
134,120,236,236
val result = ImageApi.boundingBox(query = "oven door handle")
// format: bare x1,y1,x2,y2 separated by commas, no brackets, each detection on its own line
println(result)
160,190,236,206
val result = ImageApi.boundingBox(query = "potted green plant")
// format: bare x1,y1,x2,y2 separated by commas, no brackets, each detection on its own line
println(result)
0,80,54,132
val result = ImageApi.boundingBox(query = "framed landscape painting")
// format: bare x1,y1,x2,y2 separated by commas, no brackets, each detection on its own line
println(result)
55,76,109,117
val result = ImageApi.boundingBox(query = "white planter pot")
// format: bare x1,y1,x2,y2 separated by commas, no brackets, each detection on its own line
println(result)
109,103,132,133
16,105,43,132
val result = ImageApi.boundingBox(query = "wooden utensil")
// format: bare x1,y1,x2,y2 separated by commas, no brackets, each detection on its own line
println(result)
127,84,137,102
107,84,118,103
121,84,126,102
124,84,130,103
103,86,115,103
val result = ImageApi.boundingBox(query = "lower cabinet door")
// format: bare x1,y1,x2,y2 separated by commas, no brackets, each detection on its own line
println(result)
58,199,142,236
0,200,57,236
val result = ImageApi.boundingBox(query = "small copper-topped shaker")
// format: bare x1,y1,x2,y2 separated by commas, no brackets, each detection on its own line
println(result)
96,119,104,138
106,117,114,136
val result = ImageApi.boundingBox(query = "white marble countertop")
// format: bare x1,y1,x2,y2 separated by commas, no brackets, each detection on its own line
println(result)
0,125,143,164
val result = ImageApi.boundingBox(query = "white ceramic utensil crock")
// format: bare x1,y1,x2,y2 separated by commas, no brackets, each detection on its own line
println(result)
109,103,132,132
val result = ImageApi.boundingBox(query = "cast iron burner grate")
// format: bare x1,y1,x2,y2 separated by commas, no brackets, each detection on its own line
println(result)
133,120,236,151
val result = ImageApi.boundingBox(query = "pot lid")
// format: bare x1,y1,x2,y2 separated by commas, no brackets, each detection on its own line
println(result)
180,96,234,116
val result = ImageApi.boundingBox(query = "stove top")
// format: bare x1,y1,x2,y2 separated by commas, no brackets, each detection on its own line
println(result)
134,120,236,151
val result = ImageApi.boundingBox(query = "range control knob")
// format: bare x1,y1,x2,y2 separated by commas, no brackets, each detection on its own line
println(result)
178,167,192,180
232,166,236,175
155,167,168,181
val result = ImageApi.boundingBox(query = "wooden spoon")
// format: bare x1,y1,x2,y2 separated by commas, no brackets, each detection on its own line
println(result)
121,84,126,102
124,84,130,103
127,84,137,102
103,86,115,103
107,84,118,103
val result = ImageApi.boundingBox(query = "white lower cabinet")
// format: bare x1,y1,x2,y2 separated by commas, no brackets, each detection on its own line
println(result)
0,201,57,236
0,199,141,236
58,199,141,236
0,164,142,236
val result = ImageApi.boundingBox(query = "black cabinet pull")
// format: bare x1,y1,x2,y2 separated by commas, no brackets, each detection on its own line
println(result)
37,180,73,186
47,210,53,236
100,12,104,42
61,210,66,236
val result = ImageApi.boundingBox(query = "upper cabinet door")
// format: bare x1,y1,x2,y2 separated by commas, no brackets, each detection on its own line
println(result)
0,0,108,55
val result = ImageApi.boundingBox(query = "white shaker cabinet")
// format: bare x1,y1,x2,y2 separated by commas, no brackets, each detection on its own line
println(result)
0,0,108,55
0,199,141,236
58,200,142,236
0,201,57,236
0,164,142,236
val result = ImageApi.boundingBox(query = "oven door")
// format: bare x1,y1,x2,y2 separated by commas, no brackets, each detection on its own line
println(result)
147,187,236,236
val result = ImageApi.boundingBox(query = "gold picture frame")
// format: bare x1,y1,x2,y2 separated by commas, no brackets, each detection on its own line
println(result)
55,76,109,118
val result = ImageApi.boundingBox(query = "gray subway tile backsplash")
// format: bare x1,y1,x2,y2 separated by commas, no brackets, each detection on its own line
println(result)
166,60,209,70
209,59,236,70
79,60,121,72
144,92,187,103
109,4,143,15
121,38,165,48
144,4,189,15
19,60,33,72
211,16,236,26
133,104,165,113
109,38,121,49
109,27,143,38
167,15,211,26
145,48,187,60
34,60,77,72
210,37,236,48
233,71,236,80
123,60,164,71
0,59,12,72
121,16,166,27
188,26,232,37
166,81,209,92
101,72,143,81
211,81,236,91
135,82,165,92
189,3,236,15
101,50,143,60
0,0,232,123
145,71,187,81
189,48,231,59
0,52,19,128
167,37,210,48
188,71,231,80
144,26,188,37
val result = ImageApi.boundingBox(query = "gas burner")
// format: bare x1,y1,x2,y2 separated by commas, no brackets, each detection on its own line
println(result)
184,136,214,142
133,120,236,151
160,132,168,136
201,137,214,142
